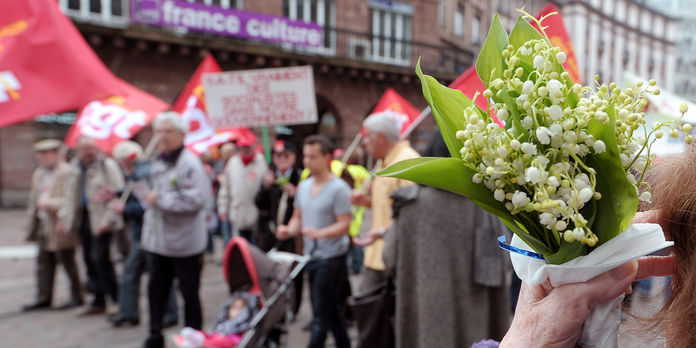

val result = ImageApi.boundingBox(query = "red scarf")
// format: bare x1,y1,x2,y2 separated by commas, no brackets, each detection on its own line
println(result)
241,154,254,166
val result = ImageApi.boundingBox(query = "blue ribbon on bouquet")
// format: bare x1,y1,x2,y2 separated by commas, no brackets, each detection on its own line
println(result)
497,235,545,260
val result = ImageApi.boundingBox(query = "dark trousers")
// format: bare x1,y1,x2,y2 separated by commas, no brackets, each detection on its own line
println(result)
147,252,203,342
78,209,98,290
36,242,82,304
91,232,118,306
238,228,255,246
307,254,351,348
118,241,178,322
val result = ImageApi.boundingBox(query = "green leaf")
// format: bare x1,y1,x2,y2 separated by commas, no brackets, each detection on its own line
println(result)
509,16,544,50
544,239,587,265
377,157,552,255
586,103,639,246
416,61,476,159
476,13,509,88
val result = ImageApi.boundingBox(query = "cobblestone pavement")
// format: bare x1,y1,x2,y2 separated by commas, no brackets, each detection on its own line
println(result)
0,209,357,348
0,208,668,347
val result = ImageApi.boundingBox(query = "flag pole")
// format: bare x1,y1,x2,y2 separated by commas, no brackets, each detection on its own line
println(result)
399,106,431,141
261,125,271,164
119,133,161,203
340,132,363,164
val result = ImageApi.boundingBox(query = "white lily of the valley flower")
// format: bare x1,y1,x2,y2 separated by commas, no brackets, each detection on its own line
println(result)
523,80,534,95
536,127,552,144
533,55,544,70
520,142,537,155
512,190,531,208
548,105,562,121
525,167,542,184
592,140,606,153
494,189,505,202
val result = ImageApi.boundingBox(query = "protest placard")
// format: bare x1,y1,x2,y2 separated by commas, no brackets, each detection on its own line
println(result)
203,65,318,128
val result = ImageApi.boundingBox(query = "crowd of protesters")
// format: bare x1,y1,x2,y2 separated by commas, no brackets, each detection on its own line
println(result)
21,110,515,348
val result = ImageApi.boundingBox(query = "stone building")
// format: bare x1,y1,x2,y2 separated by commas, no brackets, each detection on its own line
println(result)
558,0,677,88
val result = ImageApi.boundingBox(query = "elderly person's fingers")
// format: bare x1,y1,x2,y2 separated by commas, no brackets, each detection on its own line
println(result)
551,261,638,306
635,255,675,280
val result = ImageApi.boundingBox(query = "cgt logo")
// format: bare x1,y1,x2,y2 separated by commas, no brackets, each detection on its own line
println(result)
0,71,21,103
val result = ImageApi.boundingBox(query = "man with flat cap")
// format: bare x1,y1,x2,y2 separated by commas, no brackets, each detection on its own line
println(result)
23,139,84,311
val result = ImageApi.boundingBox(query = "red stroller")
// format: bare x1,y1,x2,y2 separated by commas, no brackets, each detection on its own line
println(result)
222,237,309,347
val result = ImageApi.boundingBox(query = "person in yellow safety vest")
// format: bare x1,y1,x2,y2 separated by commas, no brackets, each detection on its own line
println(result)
300,159,370,237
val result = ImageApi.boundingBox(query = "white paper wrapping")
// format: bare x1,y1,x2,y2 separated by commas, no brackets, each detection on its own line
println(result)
509,223,673,348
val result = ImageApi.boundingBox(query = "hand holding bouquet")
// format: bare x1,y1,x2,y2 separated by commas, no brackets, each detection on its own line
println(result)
379,9,684,347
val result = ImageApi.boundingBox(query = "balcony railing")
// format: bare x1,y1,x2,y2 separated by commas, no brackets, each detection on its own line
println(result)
285,27,474,75
60,1,474,75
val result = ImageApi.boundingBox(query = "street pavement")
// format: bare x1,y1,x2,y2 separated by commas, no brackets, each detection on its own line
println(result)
0,209,356,348
0,208,668,347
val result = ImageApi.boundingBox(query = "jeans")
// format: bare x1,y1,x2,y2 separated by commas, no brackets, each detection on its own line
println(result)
220,221,232,247
307,254,351,348
91,232,118,306
118,238,177,322
147,252,203,344
347,244,364,274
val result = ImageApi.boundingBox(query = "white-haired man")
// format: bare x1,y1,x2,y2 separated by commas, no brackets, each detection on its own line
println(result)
141,112,212,348
107,141,178,328
352,112,420,292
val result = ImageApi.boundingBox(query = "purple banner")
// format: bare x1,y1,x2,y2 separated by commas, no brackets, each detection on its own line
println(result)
130,0,324,47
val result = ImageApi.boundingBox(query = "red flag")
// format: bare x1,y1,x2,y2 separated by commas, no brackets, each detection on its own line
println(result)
64,80,169,153
173,54,249,154
368,88,420,136
533,4,582,84
449,67,505,128
0,0,126,127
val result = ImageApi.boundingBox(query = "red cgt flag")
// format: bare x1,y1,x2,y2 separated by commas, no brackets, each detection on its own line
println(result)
64,80,169,153
368,88,421,136
173,53,251,154
0,0,126,127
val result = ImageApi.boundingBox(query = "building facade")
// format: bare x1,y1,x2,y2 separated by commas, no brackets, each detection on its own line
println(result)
558,0,677,88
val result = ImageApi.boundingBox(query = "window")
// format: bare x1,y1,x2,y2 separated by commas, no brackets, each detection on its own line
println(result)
182,0,243,8
472,14,481,44
369,0,413,64
438,0,446,27
284,0,336,51
454,4,464,36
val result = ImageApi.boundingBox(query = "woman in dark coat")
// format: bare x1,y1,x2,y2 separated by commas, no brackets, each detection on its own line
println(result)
382,132,511,348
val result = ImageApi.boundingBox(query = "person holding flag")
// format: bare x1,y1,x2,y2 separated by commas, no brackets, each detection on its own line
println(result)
351,112,420,292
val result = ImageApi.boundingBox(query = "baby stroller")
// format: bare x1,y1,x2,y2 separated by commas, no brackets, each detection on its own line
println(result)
222,237,309,348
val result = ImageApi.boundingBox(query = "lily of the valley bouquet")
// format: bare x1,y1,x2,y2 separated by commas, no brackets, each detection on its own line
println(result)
379,11,684,347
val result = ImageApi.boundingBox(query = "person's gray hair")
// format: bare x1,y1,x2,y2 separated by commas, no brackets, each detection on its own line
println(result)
112,140,144,162
153,111,188,133
362,112,400,141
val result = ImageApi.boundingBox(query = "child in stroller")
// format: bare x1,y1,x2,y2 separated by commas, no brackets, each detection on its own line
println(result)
173,291,260,348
